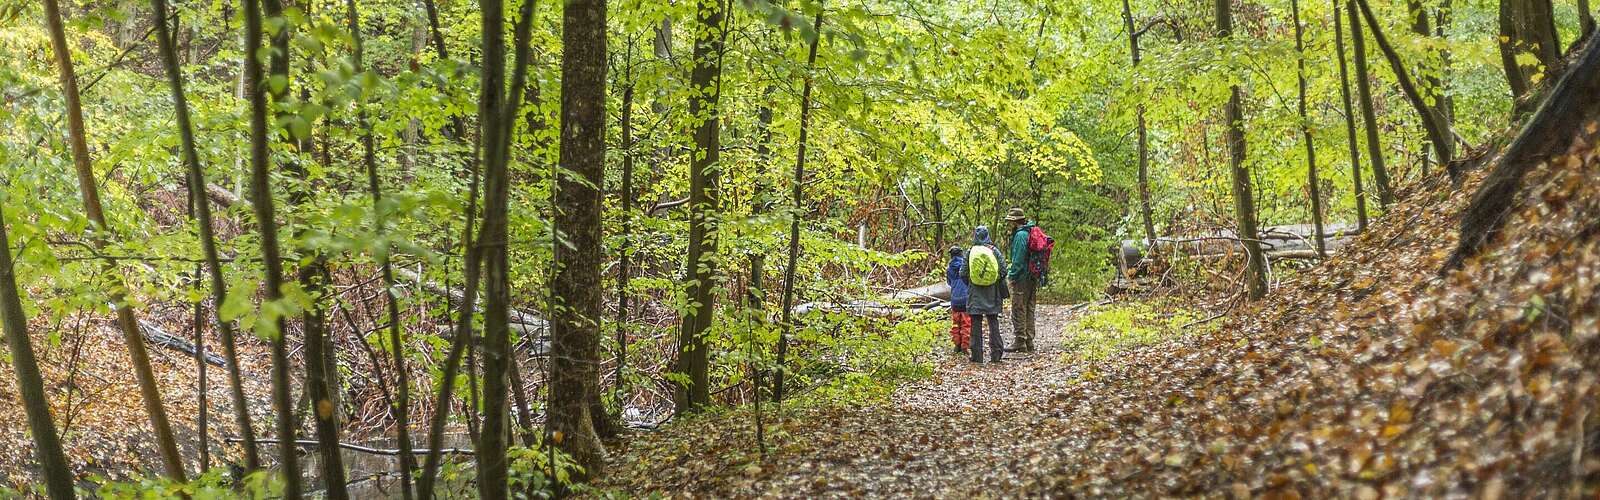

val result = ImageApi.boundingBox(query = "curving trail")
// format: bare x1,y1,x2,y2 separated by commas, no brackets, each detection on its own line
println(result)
598,305,1093,498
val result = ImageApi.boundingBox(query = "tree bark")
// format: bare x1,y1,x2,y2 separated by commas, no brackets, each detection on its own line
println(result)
775,8,826,403
150,0,258,475
1500,0,1563,111
548,0,610,478
0,206,75,500
613,42,637,422
1333,0,1370,231
1445,35,1600,272
346,1,413,497
1354,0,1456,175
1291,0,1328,258
1122,0,1158,245
243,0,301,494
475,0,539,494
42,0,189,484
675,0,729,413
1347,0,1396,207
1217,0,1268,299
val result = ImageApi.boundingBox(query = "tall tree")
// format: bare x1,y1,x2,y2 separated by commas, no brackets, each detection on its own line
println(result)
1122,0,1158,245
1333,0,1370,231
1216,0,1268,299
41,0,189,483
613,39,637,414
1291,0,1327,257
475,0,540,494
548,0,610,477
775,7,826,403
244,0,303,494
1347,0,1396,207
346,0,413,497
1498,0,1563,109
675,0,730,412
149,0,262,474
0,207,75,500
1354,0,1456,177
1408,0,1452,164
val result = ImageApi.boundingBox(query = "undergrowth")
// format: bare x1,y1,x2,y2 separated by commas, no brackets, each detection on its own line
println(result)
1059,300,1213,362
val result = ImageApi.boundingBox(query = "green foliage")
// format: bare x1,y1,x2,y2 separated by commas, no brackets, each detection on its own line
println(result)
1060,301,1214,362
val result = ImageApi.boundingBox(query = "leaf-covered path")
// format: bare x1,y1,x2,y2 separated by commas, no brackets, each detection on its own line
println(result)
599,305,1093,497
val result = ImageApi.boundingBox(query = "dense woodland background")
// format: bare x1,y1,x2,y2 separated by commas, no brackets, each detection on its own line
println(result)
0,0,1596,496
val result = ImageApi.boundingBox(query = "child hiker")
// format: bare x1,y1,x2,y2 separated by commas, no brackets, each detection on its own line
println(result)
961,226,1009,363
946,246,971,354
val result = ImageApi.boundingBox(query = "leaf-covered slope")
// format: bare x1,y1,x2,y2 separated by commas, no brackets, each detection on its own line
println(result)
1036,120,1600,496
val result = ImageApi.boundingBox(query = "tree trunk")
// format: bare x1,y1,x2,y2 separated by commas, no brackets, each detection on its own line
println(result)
1122,0,1158,245
1580,0,1596,36
0,206,75,500
614,43,637,421
42,0,189,484
1333,0,1370,231
417,0,486,492
1292,0,1327,257
1445,35,1600,271
775,8,825,403
675,0,729,413
1410,0,1453,167
242,0,301,494
475,0,539,494
1347,0,1396,207
1354,0,1456,176
256,0,347,493
548,0,610,478
151,0,257,475
1500,0,1563,111
347,1,413,497
1217,0,1268,299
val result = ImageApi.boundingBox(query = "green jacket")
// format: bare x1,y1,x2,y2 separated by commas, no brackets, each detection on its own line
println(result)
1008,221,1035,282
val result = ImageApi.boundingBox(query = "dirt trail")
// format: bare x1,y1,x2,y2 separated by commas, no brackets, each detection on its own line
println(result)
600,304,1093,498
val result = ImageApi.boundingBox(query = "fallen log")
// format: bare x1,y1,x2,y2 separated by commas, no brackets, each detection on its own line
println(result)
138,319,225,367
1116,222,1359,268
231,437,473,456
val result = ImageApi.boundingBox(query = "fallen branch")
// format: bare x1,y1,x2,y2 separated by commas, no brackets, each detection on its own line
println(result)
230,437,474,456
138,319,224,367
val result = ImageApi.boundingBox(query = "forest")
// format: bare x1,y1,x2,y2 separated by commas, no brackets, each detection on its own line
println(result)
0,0,1597,496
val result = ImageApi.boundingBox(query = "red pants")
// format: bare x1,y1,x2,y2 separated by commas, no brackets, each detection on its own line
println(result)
950,310,971,350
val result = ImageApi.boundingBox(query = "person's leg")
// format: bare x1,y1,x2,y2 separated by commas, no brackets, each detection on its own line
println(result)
968,314,982,362
988,314,1004,362
957,312,971,352
1010,285,1026,350
1022,282,1038,351
949,310,962,351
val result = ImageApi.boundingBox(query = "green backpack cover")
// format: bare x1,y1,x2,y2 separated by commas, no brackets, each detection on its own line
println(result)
968,245,1000,286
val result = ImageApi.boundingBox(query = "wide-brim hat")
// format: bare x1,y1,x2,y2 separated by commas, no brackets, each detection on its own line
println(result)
1005,207,1027,222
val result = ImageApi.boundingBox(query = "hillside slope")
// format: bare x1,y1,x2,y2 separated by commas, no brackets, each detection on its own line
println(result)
1035,119,1599,495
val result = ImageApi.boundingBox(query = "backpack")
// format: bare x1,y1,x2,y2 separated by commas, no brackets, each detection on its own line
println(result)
1026,226,1055,285
968,245,1000,286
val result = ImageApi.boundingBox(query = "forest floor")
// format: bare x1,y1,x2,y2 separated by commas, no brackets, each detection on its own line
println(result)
597,303,1127,497
599,115,1600,498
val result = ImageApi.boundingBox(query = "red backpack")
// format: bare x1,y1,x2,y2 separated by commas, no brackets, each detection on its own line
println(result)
1026,226,1054,285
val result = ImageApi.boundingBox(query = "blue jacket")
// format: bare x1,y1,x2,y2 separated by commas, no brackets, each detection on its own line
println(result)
946,256,970,311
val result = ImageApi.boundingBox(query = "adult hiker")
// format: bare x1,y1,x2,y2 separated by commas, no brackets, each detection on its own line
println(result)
1006,207,1052,353
946,246,972,354
962,226,1009,363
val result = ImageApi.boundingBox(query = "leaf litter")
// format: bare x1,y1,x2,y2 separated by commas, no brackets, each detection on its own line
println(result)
599,119,1600,498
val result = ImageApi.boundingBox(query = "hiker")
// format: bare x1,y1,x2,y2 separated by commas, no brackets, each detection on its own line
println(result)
1006,207,1052,353
946,246,971,354
962,226,1009,363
